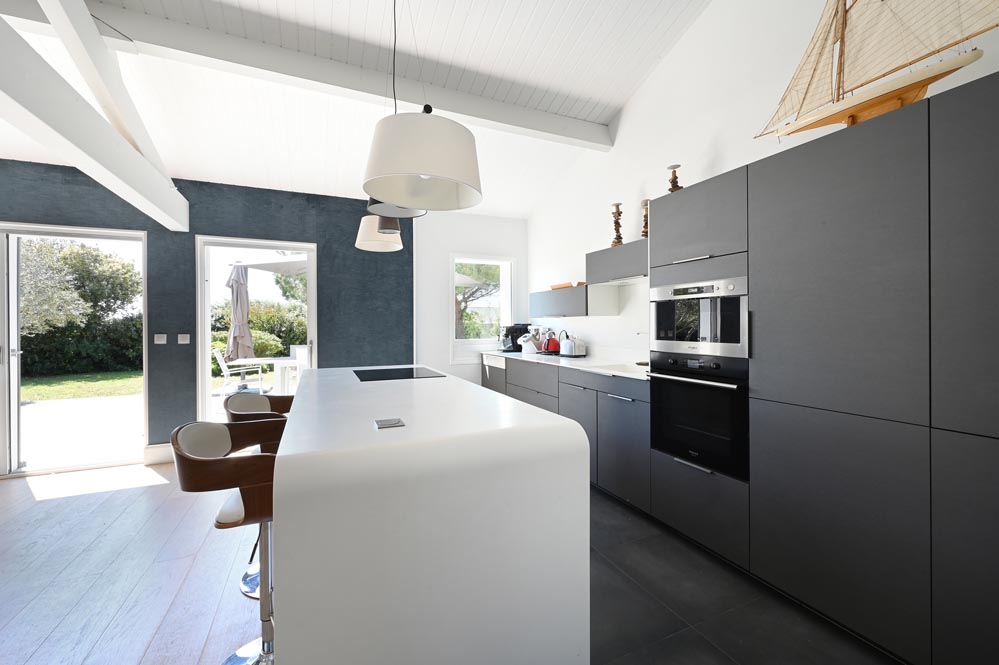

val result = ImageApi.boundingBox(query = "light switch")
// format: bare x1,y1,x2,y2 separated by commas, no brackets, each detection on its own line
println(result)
177,334,190,345
154,334,167,345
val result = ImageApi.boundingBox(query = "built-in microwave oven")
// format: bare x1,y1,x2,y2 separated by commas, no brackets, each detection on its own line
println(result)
649,276,749,359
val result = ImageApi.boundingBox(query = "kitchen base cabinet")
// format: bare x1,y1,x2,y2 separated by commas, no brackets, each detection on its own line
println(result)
481,364,506,394
650,450,748,568
505,359,559,399
597,392,650,512
750,399,930,665
931,429,999,663
558,382,598,483
505,383,557,413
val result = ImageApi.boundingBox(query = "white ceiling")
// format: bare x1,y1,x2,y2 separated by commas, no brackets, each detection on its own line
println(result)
96,0,710,125
0,1,711,219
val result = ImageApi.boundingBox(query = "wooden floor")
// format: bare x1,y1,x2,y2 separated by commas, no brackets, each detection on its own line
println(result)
0,464,260,665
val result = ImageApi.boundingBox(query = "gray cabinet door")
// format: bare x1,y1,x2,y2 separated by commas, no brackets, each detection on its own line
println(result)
931,428,999,663
481,364,505,394
505,383,558,413
748,102,930,425
650,450,748,568
750,399,930,665
930,74,999,438
506,359,559,397
586,239,648,284
597,392,650,512
649,166,747,268
558,382,598,483
529,286,587,318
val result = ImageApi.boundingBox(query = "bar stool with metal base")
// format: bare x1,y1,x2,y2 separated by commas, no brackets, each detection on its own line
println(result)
171,418,285,665
223,393,293,599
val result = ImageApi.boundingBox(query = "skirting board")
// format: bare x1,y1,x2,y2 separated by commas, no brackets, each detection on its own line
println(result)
144,443,173,465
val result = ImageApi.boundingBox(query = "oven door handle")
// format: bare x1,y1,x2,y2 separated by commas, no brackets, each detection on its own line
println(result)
649,373,740,390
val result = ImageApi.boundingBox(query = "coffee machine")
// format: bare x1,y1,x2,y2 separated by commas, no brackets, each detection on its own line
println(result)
501,324,531,352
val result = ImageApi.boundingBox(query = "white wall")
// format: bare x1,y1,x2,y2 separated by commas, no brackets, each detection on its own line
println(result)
527,0,999,355
414,211,529,383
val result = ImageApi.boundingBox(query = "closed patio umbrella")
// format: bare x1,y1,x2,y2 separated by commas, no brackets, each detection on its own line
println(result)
225,264,254,361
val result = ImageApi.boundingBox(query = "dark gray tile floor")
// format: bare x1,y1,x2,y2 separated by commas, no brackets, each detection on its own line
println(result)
590,488,900,665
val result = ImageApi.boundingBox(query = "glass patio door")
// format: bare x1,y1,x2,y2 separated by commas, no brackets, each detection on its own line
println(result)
0,228,146,475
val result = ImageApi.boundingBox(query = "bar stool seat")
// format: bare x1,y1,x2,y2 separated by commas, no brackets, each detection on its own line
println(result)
172,418,284,665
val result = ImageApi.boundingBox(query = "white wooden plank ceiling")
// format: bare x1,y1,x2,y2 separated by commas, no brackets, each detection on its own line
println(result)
93,0,710,125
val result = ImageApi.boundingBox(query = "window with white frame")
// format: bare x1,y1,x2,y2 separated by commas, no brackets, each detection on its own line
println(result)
451,255,513,363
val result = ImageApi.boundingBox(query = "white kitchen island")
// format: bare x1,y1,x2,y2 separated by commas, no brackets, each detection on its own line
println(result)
273,366,590,664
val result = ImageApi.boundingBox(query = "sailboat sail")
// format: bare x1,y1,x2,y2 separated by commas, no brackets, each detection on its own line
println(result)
759,0,999,137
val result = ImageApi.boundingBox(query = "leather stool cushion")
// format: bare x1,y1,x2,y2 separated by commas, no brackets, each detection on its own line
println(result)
228,392,271,414
216,489,245,526
176,422,232,458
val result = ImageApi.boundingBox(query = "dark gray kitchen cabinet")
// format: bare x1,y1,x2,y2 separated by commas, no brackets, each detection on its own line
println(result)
505,383,557,413
649,166,747,268
597,391,650,512
586,238,648,284
505,358,558,398
748,101,930,426
529,286,587,318
750,399,930,665
930,73,999,438
931,428,999,663
480,363,506,394
558,382,598,482
650,450,748,568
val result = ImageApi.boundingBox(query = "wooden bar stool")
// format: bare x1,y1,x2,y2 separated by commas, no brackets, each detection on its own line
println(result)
224,393,294,422
171,419,285,665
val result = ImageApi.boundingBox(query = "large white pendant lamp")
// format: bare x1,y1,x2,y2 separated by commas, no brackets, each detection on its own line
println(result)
355,215,403,252
362,0,482,212
367,197,427,219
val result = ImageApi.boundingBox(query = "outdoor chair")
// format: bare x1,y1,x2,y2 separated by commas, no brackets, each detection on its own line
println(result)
212,348,272,397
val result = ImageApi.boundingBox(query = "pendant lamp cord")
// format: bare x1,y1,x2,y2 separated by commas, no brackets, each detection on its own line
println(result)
392,0,398,114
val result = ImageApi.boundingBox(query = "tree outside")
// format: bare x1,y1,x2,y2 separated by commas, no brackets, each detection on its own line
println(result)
454,261,502,340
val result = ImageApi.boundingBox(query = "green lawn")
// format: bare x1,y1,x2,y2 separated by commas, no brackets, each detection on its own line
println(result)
21,369,276,401
21,370,144,401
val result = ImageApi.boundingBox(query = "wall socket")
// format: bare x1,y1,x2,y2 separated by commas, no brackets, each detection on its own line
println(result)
177,334,190,345
153,334,167,345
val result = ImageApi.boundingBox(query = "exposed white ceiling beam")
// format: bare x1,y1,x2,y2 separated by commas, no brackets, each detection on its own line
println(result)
0,0,613,151
36,0,168,176
0,17,189,231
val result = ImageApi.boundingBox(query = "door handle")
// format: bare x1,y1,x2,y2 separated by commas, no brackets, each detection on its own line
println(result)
563,384,585,391
649,373,739,390
10,349,22,356
673,457,714,475
672,255,712,264
606,393,633,402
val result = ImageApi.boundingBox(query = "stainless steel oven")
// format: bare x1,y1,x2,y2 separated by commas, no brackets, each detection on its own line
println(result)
649,352,749,481
650,276,749,358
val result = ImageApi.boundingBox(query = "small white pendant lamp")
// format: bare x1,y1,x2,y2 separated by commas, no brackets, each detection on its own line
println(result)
362,0,482,212
355,215,403,252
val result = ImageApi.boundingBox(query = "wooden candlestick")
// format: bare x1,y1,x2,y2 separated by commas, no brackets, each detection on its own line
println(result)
667,163,683,193
611,203,623,247
641,199,650,239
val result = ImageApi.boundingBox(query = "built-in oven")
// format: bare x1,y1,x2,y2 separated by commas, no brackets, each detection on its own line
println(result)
650,352,749,481
650,276,749,359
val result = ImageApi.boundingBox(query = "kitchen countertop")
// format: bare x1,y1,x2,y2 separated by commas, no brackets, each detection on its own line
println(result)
481,349,650,381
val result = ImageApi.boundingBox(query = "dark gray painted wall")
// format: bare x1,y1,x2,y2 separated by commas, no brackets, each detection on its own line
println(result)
0,159,414,443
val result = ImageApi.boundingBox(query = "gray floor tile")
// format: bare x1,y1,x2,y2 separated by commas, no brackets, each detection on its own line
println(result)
590,488,662,553
694,591,899,665
591,549,687,664
607,627,737,665
604,533,764,624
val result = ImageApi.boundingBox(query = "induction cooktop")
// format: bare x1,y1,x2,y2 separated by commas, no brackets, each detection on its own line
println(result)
354,367,446,382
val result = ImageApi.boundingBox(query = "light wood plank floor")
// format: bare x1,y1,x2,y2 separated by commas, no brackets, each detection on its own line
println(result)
0,464,260,665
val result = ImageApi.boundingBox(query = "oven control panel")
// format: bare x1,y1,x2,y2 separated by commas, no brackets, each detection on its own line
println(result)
652,352,748,381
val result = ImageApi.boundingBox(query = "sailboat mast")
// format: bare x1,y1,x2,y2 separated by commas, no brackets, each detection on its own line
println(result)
835,0,848,101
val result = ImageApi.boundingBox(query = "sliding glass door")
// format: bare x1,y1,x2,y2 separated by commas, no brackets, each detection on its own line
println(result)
0,226,146,475
196,236,318,422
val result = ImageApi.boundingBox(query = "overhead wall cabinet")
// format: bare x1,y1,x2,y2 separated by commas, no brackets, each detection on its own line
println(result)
585,238,648,284
529,285,618,318
649,167,747,269
748,102,930,426
930,73,999,439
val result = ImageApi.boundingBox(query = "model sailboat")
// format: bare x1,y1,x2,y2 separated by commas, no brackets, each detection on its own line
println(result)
758,0,999,137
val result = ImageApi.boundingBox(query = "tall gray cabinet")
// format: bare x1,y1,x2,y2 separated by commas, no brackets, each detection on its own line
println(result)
748,102,930,426
930,73,999,439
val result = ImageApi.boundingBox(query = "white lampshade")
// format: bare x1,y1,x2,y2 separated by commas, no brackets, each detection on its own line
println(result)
367,197,427,219
355,215,403,252
363,112,482,211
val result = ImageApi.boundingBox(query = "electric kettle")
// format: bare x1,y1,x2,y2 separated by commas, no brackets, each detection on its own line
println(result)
542,331,560,354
